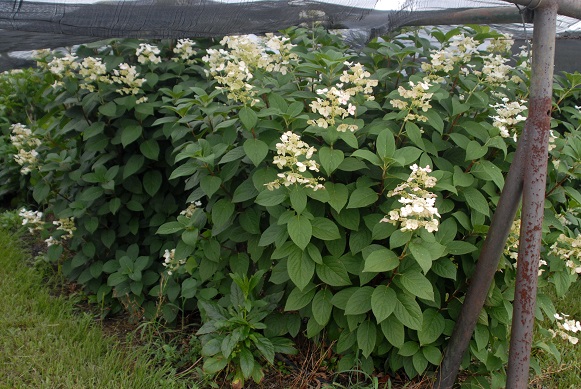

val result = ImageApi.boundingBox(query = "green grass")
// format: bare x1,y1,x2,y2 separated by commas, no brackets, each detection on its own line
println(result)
0,229,198,389
531,281,581,388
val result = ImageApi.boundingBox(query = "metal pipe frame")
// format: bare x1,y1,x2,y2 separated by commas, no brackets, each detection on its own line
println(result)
435,1,560,388
506,1,558,387
503,0,581,20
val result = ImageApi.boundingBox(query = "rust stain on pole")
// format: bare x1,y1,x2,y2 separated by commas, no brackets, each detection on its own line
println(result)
507,1,558,388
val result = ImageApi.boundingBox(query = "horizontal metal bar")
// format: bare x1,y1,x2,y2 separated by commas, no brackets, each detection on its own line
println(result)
502,0,581,19
400,7,532,27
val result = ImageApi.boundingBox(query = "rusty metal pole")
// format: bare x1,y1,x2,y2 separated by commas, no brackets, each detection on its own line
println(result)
506,1,558,388
434,92,528,389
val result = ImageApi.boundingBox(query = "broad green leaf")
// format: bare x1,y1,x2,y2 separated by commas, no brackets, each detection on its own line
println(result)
396,270,434,301
140,139,160,160
121,124,142,147
409,241,434,273
357,320,377,358
252,335,275,363
422,346,442,365
311,217,341,241
345,286,374,315
393,146,422,166
390,229,412,249
431,258,457,280
399,341,420,357
319,147,344,176
212,199,234,228
287,249,314,290
473,160,504,190
157,221,184,235
143,170,162,197
243,138,269,166
465,140,488,161
363,247,399,273
288,215,312,250
316,256,351,286
394,293,423,330
200,175,222,197
376,129,396,159
413,352,429,375
285,284,316,311
446,240,478,255
312,289,333,326
239,347,255,379
381,315,405,347
123,155,144,179
232,179,258,203
474,324,489,351
352,149,382,166
418,308,445,345
462,187,490,216
255,187,287,206
239,106,258,130
203,356,228,375
371,286,397,323
290,185,307,214
325,182,349,213
258,224,288,247
346,187,378,209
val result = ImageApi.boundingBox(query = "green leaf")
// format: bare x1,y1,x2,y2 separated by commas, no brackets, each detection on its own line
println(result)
371,286,397,323
462,187,490,216
393,146,422,166
239,347,255,379
311,218,341,240
232,179,258,203
252,336,275,363
319,147,344,176
121,124,142,147
357,320,377,358
396,270,434,301
381,315,405,347
399,341,420,357
390,229,412,249
143,170,162,197
200,175,222,197
312,289,333,326
285,284,316,311
287,249,314,290
239,106,258,130
123,155,144,179
221,332,240,359
363,247,399,273
422,346,442,365
290,185,307,214
258,224,288,247
325,182,349,213
376,129,396,159
140,139,160,160
345,286,374,315
446,241,478,255
409,241,434,273
288,215,312,250
418,309,445,345
316,256,352,286
203,356,228,375
157,221,184,235
99,101,117,117
352,149,382,166
413,352,428,375
255,188,287,206
474,324,489,351
212,199,234,228
243,138,269,166
346,187,378,209
394,293,422,330
465,141,488,161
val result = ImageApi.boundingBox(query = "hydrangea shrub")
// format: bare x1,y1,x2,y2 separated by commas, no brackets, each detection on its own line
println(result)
4,26,581,386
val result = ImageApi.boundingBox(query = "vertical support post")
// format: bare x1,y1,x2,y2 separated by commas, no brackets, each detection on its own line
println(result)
506,2,558,388
434,100,528,389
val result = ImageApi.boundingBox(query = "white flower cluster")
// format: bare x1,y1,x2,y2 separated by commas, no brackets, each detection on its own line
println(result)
550,313,581,345
265,131,324,191
488,35,514,54
136,43,162,65
549,233,581,275
307,61,377,132
381,164,440,232
421,34,478,74
78,57,110,92
476,54,519,86
19,208,44,234
172,38,197,64
111,63,146,97
162,249,185,276
390,81,434,122
10,123,41,174
46,217,76,247
504,219,548,275
45,53,79,79
180,200,202,218
490,98,527,141
202,34,298,105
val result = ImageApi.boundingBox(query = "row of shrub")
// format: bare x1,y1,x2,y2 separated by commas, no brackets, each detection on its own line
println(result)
1,26,581,387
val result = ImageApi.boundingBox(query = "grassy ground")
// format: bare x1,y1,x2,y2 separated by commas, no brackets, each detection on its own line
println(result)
0,229,198,389
530,281,581,389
